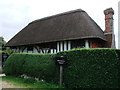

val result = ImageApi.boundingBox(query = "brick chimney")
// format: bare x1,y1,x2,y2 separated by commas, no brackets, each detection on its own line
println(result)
104,8,116,48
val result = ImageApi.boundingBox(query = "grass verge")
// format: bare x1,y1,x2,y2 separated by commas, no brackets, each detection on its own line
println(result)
1,76,62,88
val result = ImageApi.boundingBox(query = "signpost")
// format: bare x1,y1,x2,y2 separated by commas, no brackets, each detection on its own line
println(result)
56,55,65,86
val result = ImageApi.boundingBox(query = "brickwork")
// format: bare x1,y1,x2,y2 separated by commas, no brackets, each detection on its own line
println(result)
104,34,112,48
104,8,115,48
91,39,105,48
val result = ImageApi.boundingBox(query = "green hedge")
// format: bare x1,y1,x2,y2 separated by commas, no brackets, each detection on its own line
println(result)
57,48,119,88
0,50,10,55
116,49,120,60
3,53,59,83
3,48,120,88
3,54,26,76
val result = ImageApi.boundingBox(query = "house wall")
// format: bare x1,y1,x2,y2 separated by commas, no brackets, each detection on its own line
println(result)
10,41,70,53
10,39,105,53
91,39,105,48
71,39,85,49
92,41,98,48
57,41,71,52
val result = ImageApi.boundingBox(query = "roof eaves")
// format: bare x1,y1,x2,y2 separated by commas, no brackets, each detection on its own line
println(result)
5,36,107,47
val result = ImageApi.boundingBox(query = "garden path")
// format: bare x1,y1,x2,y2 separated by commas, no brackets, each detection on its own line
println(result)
0,74,25,88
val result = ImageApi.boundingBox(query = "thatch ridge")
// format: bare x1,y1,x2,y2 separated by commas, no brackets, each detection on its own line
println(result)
30,9,84,24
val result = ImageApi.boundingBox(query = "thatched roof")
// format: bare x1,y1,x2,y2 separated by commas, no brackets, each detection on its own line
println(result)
6,9,106,47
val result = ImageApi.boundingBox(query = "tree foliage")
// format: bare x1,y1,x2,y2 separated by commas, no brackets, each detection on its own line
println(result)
0,36,6,50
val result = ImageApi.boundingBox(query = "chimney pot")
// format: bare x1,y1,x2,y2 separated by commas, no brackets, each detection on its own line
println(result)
104,8,114,15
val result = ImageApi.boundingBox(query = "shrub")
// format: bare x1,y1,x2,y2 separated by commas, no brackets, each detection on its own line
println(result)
22,53,59,83
3,53,59,83
57,48,119,88
3,48,120,88
116,49,120,60
3,53,26,76
0,50,9,55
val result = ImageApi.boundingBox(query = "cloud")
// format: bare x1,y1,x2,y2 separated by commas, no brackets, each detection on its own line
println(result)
0,0,33,40
0,0,119,48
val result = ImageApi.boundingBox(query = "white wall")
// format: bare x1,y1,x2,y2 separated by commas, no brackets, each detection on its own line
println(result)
12,41,73,53
33,47,38,53
22,48,27,53
85,40,89,48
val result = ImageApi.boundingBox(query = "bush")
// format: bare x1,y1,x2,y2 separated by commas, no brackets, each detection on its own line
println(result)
0,50,9,67
57,48,119,88
0,50,9,55
22,53,59,83
3,53,59,83
3,54,26,76
116,49,120,60
3,48,120,88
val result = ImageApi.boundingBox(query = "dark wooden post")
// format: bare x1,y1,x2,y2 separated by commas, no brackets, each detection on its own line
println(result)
56,56,65,86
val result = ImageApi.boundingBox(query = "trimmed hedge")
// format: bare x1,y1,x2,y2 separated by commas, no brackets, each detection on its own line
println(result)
0,50,9,55
3,54,27,76
3,48,120,88
116,49,120,60
3,53,59,83
57,48,119,88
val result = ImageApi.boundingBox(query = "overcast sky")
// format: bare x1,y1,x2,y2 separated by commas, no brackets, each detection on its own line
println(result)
0,0,119,48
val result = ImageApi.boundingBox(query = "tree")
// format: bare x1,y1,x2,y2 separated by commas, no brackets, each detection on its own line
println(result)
0,37,6,50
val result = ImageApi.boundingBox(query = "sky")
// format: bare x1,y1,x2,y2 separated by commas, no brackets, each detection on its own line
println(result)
118,1,120,49
0,0,119,48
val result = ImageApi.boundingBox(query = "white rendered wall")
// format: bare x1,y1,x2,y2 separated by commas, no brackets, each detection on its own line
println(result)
68,41,71,50
22,48,27,53
64,41,67,51
85,40,89,48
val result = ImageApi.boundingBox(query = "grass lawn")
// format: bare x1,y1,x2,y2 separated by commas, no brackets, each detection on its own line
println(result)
1,76,62,88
